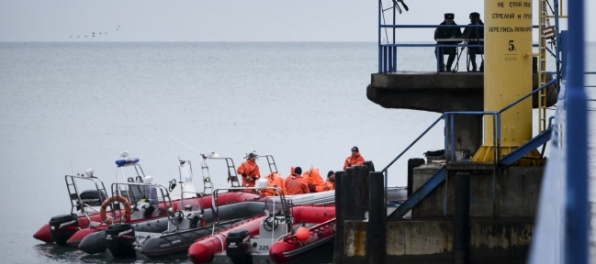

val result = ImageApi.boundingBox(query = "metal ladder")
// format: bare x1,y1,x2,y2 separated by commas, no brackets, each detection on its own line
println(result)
537,0,565,132
223,157,241,187
200,154,241,194
537,0,549,133
200,155,215,195
65,174,107,215
259,154,279,174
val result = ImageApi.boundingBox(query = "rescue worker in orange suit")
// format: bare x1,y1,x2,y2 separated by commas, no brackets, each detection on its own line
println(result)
304,168,325,192
343,146,365,170
237,152,260,192
284,167,310,195
323,170,336,191
312,168,328,192
261,172,286,196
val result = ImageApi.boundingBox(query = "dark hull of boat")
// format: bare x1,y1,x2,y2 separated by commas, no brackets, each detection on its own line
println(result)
188,206,337,264
141,225,218,258
81,201,269,258
66,193,262,247
139,200,270,258
78,230,107,254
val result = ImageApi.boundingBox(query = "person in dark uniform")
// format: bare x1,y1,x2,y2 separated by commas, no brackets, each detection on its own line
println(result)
434,13,462,72
463,12,484,72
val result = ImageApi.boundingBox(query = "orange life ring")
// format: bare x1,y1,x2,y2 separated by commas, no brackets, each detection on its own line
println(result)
100,195,132,224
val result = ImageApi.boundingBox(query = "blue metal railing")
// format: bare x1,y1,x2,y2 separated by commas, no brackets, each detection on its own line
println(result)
378,0,552,74
382,75,559,218
378,24,484,73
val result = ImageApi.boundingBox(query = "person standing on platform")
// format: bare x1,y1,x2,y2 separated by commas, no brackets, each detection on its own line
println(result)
284,167,309,195
463,12,484,72
343,146,365,170
237,152,260,192
434,13,462,72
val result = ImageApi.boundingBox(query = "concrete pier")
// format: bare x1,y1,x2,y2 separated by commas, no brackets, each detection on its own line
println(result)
331,69,555,263
334,163,543,264
366,72,558,112
366,72,558,157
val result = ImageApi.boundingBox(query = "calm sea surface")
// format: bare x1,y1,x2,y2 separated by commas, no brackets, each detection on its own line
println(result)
0,42,594,263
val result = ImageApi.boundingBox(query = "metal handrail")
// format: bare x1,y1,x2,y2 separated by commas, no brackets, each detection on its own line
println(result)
377,19,545,73
380,114,442,189
210,187,291,234
382,77,559,218
499,77,558,114
382,75,559,190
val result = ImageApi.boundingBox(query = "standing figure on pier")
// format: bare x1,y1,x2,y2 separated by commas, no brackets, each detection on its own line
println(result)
237,151,260,193
463,12,484,72
434,13,462,72
343,146,365,170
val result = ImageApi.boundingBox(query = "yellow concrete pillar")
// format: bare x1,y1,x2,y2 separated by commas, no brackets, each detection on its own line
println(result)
472,0,535,162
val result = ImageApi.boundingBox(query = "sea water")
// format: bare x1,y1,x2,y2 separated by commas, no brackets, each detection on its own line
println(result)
0,42,594,263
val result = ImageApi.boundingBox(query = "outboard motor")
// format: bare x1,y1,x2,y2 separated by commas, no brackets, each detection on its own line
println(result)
49,214,78,245
226,229,252,264
105,224,136,258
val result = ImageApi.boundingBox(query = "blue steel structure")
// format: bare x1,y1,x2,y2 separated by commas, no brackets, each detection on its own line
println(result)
564,1,588,263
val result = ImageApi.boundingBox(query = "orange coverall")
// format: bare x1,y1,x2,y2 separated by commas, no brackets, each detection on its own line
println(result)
237,159,260,191
343,153,365,170
323,179,335,191
304,168,325,192
284,174,310,195
261,172,286,196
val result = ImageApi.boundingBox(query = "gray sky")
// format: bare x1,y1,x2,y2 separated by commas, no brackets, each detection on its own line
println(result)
0,0,594,42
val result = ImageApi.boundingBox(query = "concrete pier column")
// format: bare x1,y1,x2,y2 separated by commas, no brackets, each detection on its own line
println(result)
363,161,376,172
445,115,482,160
454,172,470,264
408,158,425,196
367,172,386,264
345,167,365,219
356,165,370,213
333,171,346,264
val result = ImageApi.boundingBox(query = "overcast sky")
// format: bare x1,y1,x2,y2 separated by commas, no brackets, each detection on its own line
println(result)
0,0,594,42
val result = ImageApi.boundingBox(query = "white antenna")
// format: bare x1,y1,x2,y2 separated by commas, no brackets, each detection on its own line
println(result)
174,139,202,154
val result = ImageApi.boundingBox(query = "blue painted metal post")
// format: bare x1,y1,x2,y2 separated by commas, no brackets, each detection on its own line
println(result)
378,0,382,73
565,0,588,263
